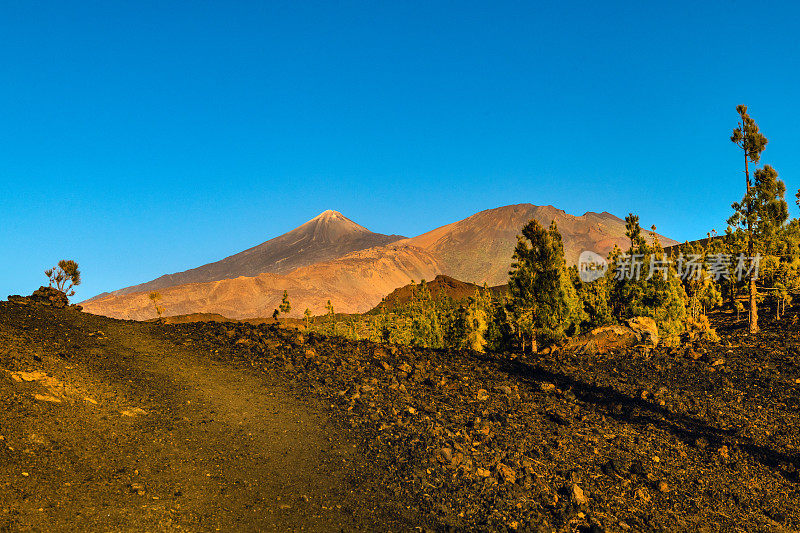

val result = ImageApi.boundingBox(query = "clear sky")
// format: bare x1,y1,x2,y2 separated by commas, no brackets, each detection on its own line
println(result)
2,0,799,301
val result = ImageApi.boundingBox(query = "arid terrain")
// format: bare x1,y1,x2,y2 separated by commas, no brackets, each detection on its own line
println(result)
80,205,677,321
2,299,799,532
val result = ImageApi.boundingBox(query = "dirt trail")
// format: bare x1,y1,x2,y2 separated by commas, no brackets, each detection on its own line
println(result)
0,304,410,532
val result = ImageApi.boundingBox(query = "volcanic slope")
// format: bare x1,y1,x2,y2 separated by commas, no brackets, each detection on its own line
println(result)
81,244,443,320
81,204,677,319
90,210,404,299
403,204,679,286
0,301,419,532
10,300,800,532
368,274,507,314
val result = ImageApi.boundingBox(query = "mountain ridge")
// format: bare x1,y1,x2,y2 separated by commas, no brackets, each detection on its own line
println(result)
81,204,679,319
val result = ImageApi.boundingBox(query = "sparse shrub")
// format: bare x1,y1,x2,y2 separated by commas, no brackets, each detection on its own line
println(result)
683,314,720,343
44,260,81,297
149,291,165,320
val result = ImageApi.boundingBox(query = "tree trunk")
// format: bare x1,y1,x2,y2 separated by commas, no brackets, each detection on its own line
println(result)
746,151,759,334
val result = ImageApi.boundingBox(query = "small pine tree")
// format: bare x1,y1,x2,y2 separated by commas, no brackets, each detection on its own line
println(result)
304,308,312,328
464,286,492,352
279,290,291,315
325,300,335,334
610,214,687,345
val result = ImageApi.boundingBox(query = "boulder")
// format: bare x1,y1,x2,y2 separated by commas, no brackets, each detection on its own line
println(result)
29,286,69,308
563,317,659,354
626,316,659,347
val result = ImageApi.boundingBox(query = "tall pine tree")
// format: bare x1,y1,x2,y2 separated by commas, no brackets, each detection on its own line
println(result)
507,219,581,350
730,105,768,333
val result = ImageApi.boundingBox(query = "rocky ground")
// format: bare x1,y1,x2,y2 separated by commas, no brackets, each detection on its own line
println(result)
0,301,417,532
2,300,800,532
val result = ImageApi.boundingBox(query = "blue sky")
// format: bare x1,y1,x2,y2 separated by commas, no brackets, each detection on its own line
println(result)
2,0,799,301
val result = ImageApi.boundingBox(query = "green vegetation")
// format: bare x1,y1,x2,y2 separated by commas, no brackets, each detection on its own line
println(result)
608,215,687,345
507,219,581,351
45,260,81,297
729,105,770,333
273,290,292,321
306,106,800,349
279,290,292,315
148,291,165,320
306,281,504,352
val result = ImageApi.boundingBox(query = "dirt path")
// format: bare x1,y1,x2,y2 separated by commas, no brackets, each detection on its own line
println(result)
0,304,411,532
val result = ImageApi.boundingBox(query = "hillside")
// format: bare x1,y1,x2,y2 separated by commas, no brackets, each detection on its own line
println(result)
404,204,678,286
5,299,800,531
81,244,443,320
368,274,506,314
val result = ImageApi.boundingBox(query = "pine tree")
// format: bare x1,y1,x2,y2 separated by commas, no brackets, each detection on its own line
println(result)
570,265,613,330
486,296,514,352
610,215,687,345
406,280,444,348
464,286,492,352
279,290,291,315
325,300,335,335
378,306,392,344
729,164,789,331
507,219,581,350
730,105,769,333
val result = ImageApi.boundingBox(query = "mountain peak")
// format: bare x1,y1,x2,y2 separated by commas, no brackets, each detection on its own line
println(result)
314,209,345,219
300,210,371,239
